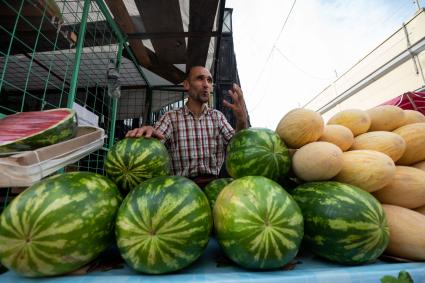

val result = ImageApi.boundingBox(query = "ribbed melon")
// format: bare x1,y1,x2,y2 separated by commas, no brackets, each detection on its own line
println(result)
399,109,425,126
366,105,405,131
333,150,396,192
415,205,425,215
382,204,425,261
412,160,425,172
373,166,425,209
276,108,324,148
393,123,425,165
318,124,354,151
350,131,406,162
327,109,371,136
292,141,343,181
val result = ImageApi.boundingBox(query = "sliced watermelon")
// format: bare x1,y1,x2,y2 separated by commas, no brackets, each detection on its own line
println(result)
0,108,77,153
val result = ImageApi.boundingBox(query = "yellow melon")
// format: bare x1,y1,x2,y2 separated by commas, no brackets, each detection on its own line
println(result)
373,166,425,209
382,204,425,261
393,123,425,165
318,125,354,151
366,105,405,131
327,109,371,136
276,108,324,149
350,131,406,162
333,150,395,192
415,205,425,215
292,141,343,181
412,160,425,172
399,109,425,126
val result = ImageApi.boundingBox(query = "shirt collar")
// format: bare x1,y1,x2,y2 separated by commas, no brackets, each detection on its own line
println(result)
183,103,210,116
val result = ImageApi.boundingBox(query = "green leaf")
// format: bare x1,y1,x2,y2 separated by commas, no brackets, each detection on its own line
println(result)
398,271,414,283
381,275,399,283
381,271,414,283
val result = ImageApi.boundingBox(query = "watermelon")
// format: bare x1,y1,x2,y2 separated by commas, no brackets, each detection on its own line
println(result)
115,176,212,274
204,178,233,209
225,128,290,181
0,172,122,277
104,137,171,192
291,181,389,265
214,176,304,269
0,108,77,153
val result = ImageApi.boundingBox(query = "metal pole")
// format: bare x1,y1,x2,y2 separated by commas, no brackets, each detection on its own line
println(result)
145,87,153,125
414,0,421,11
67,0,91,109
94,0,151,88
95,0,125,43
108,42,123,148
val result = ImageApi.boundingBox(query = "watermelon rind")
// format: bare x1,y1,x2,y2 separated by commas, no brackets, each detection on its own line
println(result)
0,108,77,153
115,176,212,274
0,172,122,277
204,178,233,209
104,137,171,192
225,128,291,181
214,176,304,270
292,181,389,265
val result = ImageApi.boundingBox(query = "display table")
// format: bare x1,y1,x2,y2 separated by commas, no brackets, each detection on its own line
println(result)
1,239,424,283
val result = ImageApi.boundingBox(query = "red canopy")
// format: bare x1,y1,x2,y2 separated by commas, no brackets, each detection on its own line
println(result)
381,92,425,115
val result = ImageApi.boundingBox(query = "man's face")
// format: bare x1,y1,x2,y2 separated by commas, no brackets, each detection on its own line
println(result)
184,67,213,104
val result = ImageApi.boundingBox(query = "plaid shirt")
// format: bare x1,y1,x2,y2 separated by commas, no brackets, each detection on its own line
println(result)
154,104,235,177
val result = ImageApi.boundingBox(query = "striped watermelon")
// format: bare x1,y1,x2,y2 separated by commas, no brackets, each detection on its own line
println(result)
0,172,122,277
115,176,212,274
204,178,233,209
104,137,170,192
214,176,304,269
225,128,290,181
0,108,77,153
292,181,389,265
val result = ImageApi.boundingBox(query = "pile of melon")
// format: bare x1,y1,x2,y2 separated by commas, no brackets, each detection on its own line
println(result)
275,105,425,261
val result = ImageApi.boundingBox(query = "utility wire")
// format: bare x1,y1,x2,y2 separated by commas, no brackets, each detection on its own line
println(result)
274,46,333,80
248,0,297,112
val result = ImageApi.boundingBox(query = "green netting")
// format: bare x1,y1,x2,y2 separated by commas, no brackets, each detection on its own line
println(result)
0,0,147,210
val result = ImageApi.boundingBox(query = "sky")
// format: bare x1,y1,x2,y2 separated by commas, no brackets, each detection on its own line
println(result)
225,0,420,129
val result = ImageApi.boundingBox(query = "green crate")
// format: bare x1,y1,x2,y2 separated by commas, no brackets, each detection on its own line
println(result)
0,0,148,211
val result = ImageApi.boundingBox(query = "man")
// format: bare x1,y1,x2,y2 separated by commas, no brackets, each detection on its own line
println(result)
126,66,248,187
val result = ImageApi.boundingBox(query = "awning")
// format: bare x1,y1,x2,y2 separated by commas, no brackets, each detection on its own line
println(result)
381,92,425,115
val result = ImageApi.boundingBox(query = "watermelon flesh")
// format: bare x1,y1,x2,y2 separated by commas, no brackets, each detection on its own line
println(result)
0,108,77,153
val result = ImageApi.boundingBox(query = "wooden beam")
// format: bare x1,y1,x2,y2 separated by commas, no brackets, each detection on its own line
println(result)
187,0,220,69
104,0,151,67
105,0,185,84
134,0,186,64
127,31,219,39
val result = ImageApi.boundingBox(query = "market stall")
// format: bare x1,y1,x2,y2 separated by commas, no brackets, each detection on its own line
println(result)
1,239,424,283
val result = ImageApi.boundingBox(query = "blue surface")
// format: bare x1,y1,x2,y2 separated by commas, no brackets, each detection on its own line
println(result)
1,239,424,283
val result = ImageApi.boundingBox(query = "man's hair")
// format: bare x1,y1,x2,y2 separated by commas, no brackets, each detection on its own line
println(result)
186,65,210,80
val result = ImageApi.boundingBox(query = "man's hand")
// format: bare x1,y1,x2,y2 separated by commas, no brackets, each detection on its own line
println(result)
223,83,248,131
125,126,165,139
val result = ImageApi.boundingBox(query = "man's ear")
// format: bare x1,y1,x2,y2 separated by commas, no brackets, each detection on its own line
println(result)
183,79,189,91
